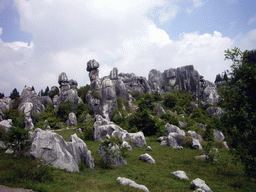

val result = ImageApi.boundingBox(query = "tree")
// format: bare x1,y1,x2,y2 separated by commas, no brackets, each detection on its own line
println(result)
44,86,50,96
10,88,20,100
219,47,256,177
0,92,4,99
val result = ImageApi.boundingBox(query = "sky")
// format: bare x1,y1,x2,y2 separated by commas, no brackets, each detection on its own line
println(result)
0,0,256,96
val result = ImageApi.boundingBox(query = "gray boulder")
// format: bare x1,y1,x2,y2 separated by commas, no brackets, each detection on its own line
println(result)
206,107,223,118
39,96,52,106
190,178,212,192
191,139,203,150
0,97,13,121
203,85,220,105
191,102,198,110
146,146,152,151
69,79,78,89
86,90,100,115
171,170,189,180
116,177,149,192
110,67,118,80
66,112,77,126
121,141,132,151
93,115,146,147
188,131,203,143
0,119,12,132
155,103,165,116
139,153,155,164
179,121,186,129
30,128,94,172
87,59,100,82
214,129,225,141
18,86,45,129
165,123,185,136
53,95,59,109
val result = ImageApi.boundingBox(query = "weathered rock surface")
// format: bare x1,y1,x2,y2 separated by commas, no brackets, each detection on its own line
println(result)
191,139,203,150
93,115,146,147
66,112,77,126
57,72,81,108
116,177,149,192
0,119,12,132
0,97,13,121
146,146,152,151
155,103,165,116
121,141,132,151
203,85,220,105
190,178,212,192
139,153,155,164
165,124,185,137
214,129,225,141
188,131,203,143
206,107,223,118
171,170,189,180
30,128,94,172
18,86,45,129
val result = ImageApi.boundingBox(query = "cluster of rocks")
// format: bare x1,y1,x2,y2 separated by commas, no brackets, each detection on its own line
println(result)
116,177,149,192
30,128,94,172
171,171,212,191
157,123,186,149
93,114,147,147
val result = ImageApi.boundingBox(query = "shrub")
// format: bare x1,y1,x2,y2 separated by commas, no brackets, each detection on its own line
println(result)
203,123,214,142
163,93,177,109
74,102,90,118
191,107,208,124
182,136,193,148
4,108,25,129
160,112,179,127
3,126,30,157
57,100,73,122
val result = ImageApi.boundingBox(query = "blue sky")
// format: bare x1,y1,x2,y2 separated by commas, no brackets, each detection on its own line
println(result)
0,0,256,96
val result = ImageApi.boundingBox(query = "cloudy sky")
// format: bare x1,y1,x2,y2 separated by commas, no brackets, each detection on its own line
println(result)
0,0,255,96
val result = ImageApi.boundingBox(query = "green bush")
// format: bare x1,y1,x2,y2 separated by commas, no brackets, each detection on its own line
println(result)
160,112,179,127
191,107,208,124
3,126,30,157
4,108,25,129
203,123,214,142
74,102,90,118
163,93,177,109
57,100,73,122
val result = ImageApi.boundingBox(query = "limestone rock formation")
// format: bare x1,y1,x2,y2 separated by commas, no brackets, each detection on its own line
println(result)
190,178,212,192
30,128,94,172
39,96,52,106
214,129,225,141
203,85,220,105
0,119,12,132
206,107,223,118
0,97,13,121
171,170,189,180
93,115,146,147
139,153,155,164
66,112,77,126
116,177,149,192
18,86,45,129
57,72,81,108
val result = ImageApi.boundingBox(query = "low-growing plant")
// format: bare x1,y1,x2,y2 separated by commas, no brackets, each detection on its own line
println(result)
57,100,73,122
163,93,178,109
160,112,179,127
3,126,30,157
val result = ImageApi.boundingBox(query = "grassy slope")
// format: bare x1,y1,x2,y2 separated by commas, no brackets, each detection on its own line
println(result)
1,129,256,192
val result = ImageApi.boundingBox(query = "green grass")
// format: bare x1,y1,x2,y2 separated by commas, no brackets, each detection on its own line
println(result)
0,132,256,192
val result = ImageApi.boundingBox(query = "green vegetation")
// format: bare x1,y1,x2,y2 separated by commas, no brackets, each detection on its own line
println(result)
77,85,100,103
1,134,256,191
9,88,20,100
219,47,256,178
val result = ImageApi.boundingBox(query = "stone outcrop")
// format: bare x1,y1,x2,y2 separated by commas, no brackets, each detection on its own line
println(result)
190,178,212,192
30,128,94,172
66,112,77,126
39,96,52,106
116,177,149,192
214,129,225,141
171,170,189,180
206,107,223,118
0,97,13,121
159,123,185,149
139,153,155,164
203,85,220,105
0,119,12,132
18,86,45,129
57,72,81,109
93,115,146,147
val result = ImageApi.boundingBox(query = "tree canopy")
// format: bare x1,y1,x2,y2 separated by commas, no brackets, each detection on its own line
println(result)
219,47,256,177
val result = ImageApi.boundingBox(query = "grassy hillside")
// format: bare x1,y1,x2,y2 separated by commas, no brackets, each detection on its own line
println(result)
0,129,256,192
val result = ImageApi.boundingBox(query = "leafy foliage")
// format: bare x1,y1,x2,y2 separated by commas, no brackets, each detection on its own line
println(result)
3,126,30,157
0,92,4,99
160,112,179,127
56,100,73,122
219,47,256,177
163,92,177,109
4,108,25,129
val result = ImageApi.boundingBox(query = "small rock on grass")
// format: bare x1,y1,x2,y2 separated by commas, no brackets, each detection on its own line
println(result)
171,170,189,180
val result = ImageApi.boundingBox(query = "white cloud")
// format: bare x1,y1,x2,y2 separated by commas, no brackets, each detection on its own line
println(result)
1,0,236,95
0,28,2,36
234,29,256,51
248,15,256,24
